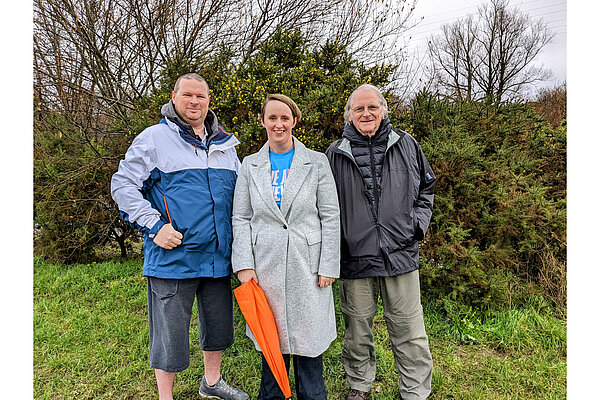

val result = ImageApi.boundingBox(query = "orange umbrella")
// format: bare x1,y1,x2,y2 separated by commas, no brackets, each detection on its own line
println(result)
234,279,292,399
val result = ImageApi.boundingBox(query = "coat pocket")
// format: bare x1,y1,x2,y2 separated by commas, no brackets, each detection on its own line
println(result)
251,230,268,268
305,230,322,274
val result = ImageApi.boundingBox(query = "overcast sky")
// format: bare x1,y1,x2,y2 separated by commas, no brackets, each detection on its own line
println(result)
403,0,566,93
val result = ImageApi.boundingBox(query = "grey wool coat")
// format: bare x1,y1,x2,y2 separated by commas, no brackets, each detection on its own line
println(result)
231,138,341,358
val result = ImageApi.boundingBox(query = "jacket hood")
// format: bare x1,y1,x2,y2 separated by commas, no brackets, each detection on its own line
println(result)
160,100,220,145
343,117,392,145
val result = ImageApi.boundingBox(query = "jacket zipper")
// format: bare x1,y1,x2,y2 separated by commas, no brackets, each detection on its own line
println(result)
193,143,217,248
163,195,176,231
335,139,383,253
367,136,383,253
368,137,380,218
192,144,211,159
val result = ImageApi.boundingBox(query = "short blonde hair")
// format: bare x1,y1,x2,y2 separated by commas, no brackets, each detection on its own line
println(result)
260,94,302,122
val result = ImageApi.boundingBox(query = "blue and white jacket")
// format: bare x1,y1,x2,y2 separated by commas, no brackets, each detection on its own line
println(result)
111,101,240,279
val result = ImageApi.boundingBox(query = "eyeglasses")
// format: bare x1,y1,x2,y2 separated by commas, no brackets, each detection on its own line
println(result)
351,104,380,114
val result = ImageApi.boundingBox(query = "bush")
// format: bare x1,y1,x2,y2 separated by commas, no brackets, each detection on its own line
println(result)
34,111,137,264
398,93,566,308
532,83,567,128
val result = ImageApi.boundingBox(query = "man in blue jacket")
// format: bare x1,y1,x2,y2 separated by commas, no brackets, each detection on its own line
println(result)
326,84,435,400
111,73,248,400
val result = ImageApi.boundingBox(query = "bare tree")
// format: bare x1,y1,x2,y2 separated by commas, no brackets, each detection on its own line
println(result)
33,0,237,119
220,0,418,68
315,0,418,66
34,0,418,113
428,16,479,101
428,0,554,102
225,0,343,63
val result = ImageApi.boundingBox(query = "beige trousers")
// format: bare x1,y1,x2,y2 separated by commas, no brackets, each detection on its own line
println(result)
339,271,432,399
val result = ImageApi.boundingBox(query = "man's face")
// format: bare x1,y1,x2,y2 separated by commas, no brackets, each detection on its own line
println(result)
171,79,210,127
348,88,384,137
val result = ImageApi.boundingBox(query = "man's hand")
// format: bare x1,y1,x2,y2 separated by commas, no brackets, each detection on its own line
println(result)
318,275,335,288
237,269,258,284
153,223,183,250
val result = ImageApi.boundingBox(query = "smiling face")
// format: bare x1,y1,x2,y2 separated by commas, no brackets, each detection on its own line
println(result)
261,99,297,153
171,78,210,129
348,87,385,137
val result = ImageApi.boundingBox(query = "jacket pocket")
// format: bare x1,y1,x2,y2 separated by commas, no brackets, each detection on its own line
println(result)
251,230,267,268
306,230,322,274
411,199,418,238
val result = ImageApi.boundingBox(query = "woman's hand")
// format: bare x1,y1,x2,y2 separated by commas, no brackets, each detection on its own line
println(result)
237,269,258,284
318,275,335,288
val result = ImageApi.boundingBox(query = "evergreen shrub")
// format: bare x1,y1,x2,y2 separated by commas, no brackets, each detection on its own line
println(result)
396,93,566,308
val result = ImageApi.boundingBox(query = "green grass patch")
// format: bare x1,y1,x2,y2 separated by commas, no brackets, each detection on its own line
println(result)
34,259,565,399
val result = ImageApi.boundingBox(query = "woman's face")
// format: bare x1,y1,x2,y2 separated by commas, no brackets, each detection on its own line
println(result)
261,100,297,153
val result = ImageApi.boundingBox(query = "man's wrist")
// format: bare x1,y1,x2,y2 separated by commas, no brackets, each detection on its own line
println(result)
148,220,166,238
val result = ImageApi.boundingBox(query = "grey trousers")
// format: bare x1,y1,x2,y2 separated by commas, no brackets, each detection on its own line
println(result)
339,271,432,400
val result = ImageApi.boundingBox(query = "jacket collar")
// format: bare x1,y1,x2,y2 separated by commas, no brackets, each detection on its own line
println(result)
343,118,392,145
248,137,313,222
336,119,403,159
160,100,222,149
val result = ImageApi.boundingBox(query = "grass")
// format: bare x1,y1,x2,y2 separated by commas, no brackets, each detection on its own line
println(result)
34,259,566,399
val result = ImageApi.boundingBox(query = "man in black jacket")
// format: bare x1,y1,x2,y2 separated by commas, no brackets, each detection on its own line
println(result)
326,84,435,400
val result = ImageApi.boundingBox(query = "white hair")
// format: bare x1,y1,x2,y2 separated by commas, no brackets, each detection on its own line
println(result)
343,84,388,125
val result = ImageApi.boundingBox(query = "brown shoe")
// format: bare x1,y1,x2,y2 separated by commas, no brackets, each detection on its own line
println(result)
347,389,368,400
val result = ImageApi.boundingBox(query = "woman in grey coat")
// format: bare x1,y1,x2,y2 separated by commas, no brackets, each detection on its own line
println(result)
232,94,340,400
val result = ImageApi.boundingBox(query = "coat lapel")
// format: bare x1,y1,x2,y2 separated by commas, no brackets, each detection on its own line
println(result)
279,138,312,218
248,143,287,224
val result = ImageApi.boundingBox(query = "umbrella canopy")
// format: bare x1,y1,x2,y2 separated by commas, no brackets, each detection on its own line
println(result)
234,279,292,399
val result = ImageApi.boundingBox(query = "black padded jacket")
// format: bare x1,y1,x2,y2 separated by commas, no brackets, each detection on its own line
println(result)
325,119,436,278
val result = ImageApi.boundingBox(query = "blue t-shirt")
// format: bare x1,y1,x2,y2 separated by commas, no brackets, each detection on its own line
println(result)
269,147,295,208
